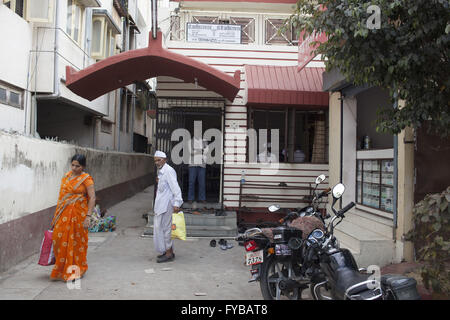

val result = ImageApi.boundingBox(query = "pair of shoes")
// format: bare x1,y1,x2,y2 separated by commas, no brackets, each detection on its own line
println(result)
210,239,216,247
157,253,175,263
157,252,175,259
218,239,234,250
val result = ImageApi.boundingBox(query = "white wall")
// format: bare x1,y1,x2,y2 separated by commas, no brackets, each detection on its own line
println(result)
0,131,153,225
0,5,32,89
0,5,33,133
0,104,24,132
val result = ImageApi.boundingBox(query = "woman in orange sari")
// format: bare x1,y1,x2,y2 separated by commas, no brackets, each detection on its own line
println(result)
50,154,96,282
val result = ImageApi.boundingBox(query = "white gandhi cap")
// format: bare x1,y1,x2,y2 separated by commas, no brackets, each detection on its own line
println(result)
154,151,167,158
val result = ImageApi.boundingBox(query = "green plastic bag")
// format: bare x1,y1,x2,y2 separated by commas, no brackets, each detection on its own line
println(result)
171,211,186,240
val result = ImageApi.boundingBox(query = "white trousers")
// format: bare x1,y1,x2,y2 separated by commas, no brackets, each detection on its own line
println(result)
153,204,173,254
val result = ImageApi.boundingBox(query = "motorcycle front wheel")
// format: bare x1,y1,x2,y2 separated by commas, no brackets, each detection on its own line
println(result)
260,255,301,300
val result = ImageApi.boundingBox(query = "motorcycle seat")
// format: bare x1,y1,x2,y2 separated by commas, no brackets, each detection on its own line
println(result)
335,267,376,299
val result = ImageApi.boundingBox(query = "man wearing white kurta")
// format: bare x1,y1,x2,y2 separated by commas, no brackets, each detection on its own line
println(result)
153,151,183,263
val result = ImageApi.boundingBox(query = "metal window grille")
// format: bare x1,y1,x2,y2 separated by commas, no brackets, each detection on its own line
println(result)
265,18,294,45
230,17,255,44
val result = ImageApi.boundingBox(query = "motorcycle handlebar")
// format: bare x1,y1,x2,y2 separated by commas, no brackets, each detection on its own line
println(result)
279,211,297,224
338,202,355,216
318,187,331,198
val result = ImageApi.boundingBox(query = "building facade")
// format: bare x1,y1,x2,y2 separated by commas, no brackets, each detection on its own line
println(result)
0,0,154,153
323,70,450,267
153,0,329,225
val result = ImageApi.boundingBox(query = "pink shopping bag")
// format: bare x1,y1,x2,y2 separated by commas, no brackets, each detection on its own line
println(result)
38,229,55,266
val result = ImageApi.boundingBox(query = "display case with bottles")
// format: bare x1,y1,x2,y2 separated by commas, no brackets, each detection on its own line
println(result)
356,159,394,213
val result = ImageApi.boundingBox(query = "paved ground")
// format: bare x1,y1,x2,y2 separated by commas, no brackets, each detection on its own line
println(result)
0,186,262,300
0,185,433,300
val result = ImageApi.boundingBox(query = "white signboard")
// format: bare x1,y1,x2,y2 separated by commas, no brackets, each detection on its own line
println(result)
187,23,242,44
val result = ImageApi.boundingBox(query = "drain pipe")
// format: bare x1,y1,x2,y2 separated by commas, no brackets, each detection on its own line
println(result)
393,91,399,241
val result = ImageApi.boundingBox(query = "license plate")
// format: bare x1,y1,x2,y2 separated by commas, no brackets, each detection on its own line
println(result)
246,250,263,266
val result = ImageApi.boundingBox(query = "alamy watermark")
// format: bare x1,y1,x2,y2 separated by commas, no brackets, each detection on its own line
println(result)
169,121,281,175
366,5,381,30
66,265,81,290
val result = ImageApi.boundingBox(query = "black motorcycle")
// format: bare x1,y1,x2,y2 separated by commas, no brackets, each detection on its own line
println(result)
237,182,421,300
236,174,330,299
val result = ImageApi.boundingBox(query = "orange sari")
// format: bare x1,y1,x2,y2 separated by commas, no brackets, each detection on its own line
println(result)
50,171,94,281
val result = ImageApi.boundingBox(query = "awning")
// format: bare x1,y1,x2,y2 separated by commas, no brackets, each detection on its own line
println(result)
245,65,328,107
66,31,241,102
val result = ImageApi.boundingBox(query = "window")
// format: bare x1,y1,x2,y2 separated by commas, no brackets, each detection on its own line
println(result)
170,14,182,40
248,107,328,163
66,0,83,43
92,18,103,54
230,17,255,44
4,0,54,22
265,18,297,46
0,83,23,109
91,15,118,60
26,0,53,23
188,15,255,45
192,16,218,24
3,0,24,17
356,159,394,213
100,120,112,134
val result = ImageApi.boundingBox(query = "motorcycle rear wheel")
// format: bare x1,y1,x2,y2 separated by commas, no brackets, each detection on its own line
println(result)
260,255,302,300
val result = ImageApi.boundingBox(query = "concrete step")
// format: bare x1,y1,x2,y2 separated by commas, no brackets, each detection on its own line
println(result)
146,211,237,228
334,218,395,268
143,224,237,238
181,202,223,210
345,208,394,238
144,210,238,237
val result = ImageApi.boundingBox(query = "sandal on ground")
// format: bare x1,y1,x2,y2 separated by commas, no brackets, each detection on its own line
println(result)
157,253,175,263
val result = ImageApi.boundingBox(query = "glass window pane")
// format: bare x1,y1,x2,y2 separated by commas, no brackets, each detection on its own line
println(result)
9,91,20,106
67,0,73,36
92,19,102,53
110,36,115,57
28,0,48,20
265,19,291,45
105,30,111,57
74,5,81,42
15,0,24,17
230,17,255,44
0,88,7,103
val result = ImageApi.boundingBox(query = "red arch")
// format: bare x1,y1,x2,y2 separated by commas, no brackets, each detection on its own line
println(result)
66,31,241,101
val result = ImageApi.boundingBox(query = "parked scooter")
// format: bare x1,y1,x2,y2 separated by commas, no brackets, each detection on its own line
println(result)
237,181,421,300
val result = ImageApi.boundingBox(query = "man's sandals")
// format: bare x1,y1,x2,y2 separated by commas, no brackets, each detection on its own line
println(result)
157,253,175,263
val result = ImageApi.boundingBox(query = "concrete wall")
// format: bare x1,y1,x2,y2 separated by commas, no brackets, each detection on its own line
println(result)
342,97,357,205
395,114,415,262
0,131,155,272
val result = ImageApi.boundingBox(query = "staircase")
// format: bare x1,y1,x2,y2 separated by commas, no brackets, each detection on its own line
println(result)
142,202,238,238
334,208,396,268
